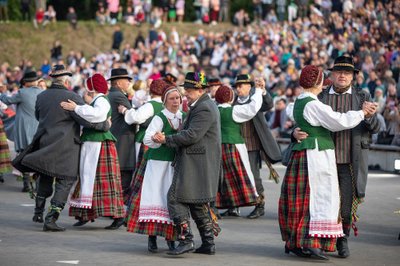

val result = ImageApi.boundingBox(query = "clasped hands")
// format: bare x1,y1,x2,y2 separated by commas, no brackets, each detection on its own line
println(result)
362,101,378,118
254,77,266,94
152,132,166,144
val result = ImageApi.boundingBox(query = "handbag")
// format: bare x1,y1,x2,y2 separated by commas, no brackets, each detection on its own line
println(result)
281,142,295,166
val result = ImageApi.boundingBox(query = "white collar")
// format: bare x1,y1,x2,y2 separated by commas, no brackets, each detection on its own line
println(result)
329,86,352,95
150,97,162,103
218,103,232,108
237,95,250,103
298,92,319,100
190,98,199,107
89,93,104,104
162,108,182,120
190,94,210,107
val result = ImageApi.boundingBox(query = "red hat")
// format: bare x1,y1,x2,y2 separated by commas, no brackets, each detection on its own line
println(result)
150,79,168,96
162,86,182,104
86,73,108,94
215,85,233,104
299,65,323,89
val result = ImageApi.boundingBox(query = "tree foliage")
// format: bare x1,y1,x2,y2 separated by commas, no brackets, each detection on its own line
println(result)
7,0,22,21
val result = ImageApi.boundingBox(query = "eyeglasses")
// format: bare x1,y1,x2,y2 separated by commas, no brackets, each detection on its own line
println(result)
333,71,353,76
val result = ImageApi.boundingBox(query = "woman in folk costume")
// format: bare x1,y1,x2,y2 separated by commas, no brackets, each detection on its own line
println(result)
279,65,374,260
214,85,263,215
125,86,184,253
0,71,43,192
0,117,12,183
60,73,125,229
118,79,168,169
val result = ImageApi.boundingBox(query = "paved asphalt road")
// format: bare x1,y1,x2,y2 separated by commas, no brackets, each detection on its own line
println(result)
0,164,399,266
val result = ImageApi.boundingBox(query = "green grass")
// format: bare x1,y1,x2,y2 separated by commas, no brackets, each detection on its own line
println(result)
0,21,235,67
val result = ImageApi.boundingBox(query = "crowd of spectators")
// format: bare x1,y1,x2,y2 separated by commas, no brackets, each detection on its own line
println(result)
1,0,400,146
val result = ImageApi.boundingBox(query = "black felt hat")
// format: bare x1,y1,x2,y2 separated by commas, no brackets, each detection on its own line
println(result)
49,64,72,78
234,74,254,87
179,72,208,89
207,77,223,87
21,71,39,83
328,56,360,73
107,68,132,81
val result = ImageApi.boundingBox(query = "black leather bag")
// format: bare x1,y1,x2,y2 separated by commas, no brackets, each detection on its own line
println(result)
281,142,295,166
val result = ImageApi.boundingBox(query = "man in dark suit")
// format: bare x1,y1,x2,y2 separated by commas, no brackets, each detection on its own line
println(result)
230,74,282,219
294,56,380,258
107,68,136,200
21,65,109,232
154,72,222,255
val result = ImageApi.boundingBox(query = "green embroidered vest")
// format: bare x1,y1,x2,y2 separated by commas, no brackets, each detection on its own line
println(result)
135,100,163,143
144,111,185,161
81,96,116,142
292,96,334,151
219,106,245,144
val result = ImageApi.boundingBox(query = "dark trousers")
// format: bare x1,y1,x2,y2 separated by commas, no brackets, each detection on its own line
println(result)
36,174,76,208
167,180,211,228
337,164,353,236
121,170,133,198
248,150,264,194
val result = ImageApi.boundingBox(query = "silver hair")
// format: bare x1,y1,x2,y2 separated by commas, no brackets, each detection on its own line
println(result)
52,75,70,85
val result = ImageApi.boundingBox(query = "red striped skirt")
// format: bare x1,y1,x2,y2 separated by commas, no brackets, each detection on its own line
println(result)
278,150,336,251
0,119,11,174
69,140,125,221
125,158,176,240
136,143,148,169
123,143,148,204
216,144,258,209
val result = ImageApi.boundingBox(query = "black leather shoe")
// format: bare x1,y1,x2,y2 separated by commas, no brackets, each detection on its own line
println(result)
104,218,124,230
247,205,265,219
43,221,66,232
73,220,88,227
285,246,311,257
21,186,30,192
148,236,158,253
194,244,215,255
166,240,175,251
32,213,44,223
337,237,350,258
304,248,329,260
220,208,240,217
167,241,195,255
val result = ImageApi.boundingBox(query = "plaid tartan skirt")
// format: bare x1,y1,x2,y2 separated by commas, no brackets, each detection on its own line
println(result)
278,150,336,252
123,143,148,204
0,119,11,174
69,141,125,221
125,158,176,240
136,143,148,169
216,144,258,209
